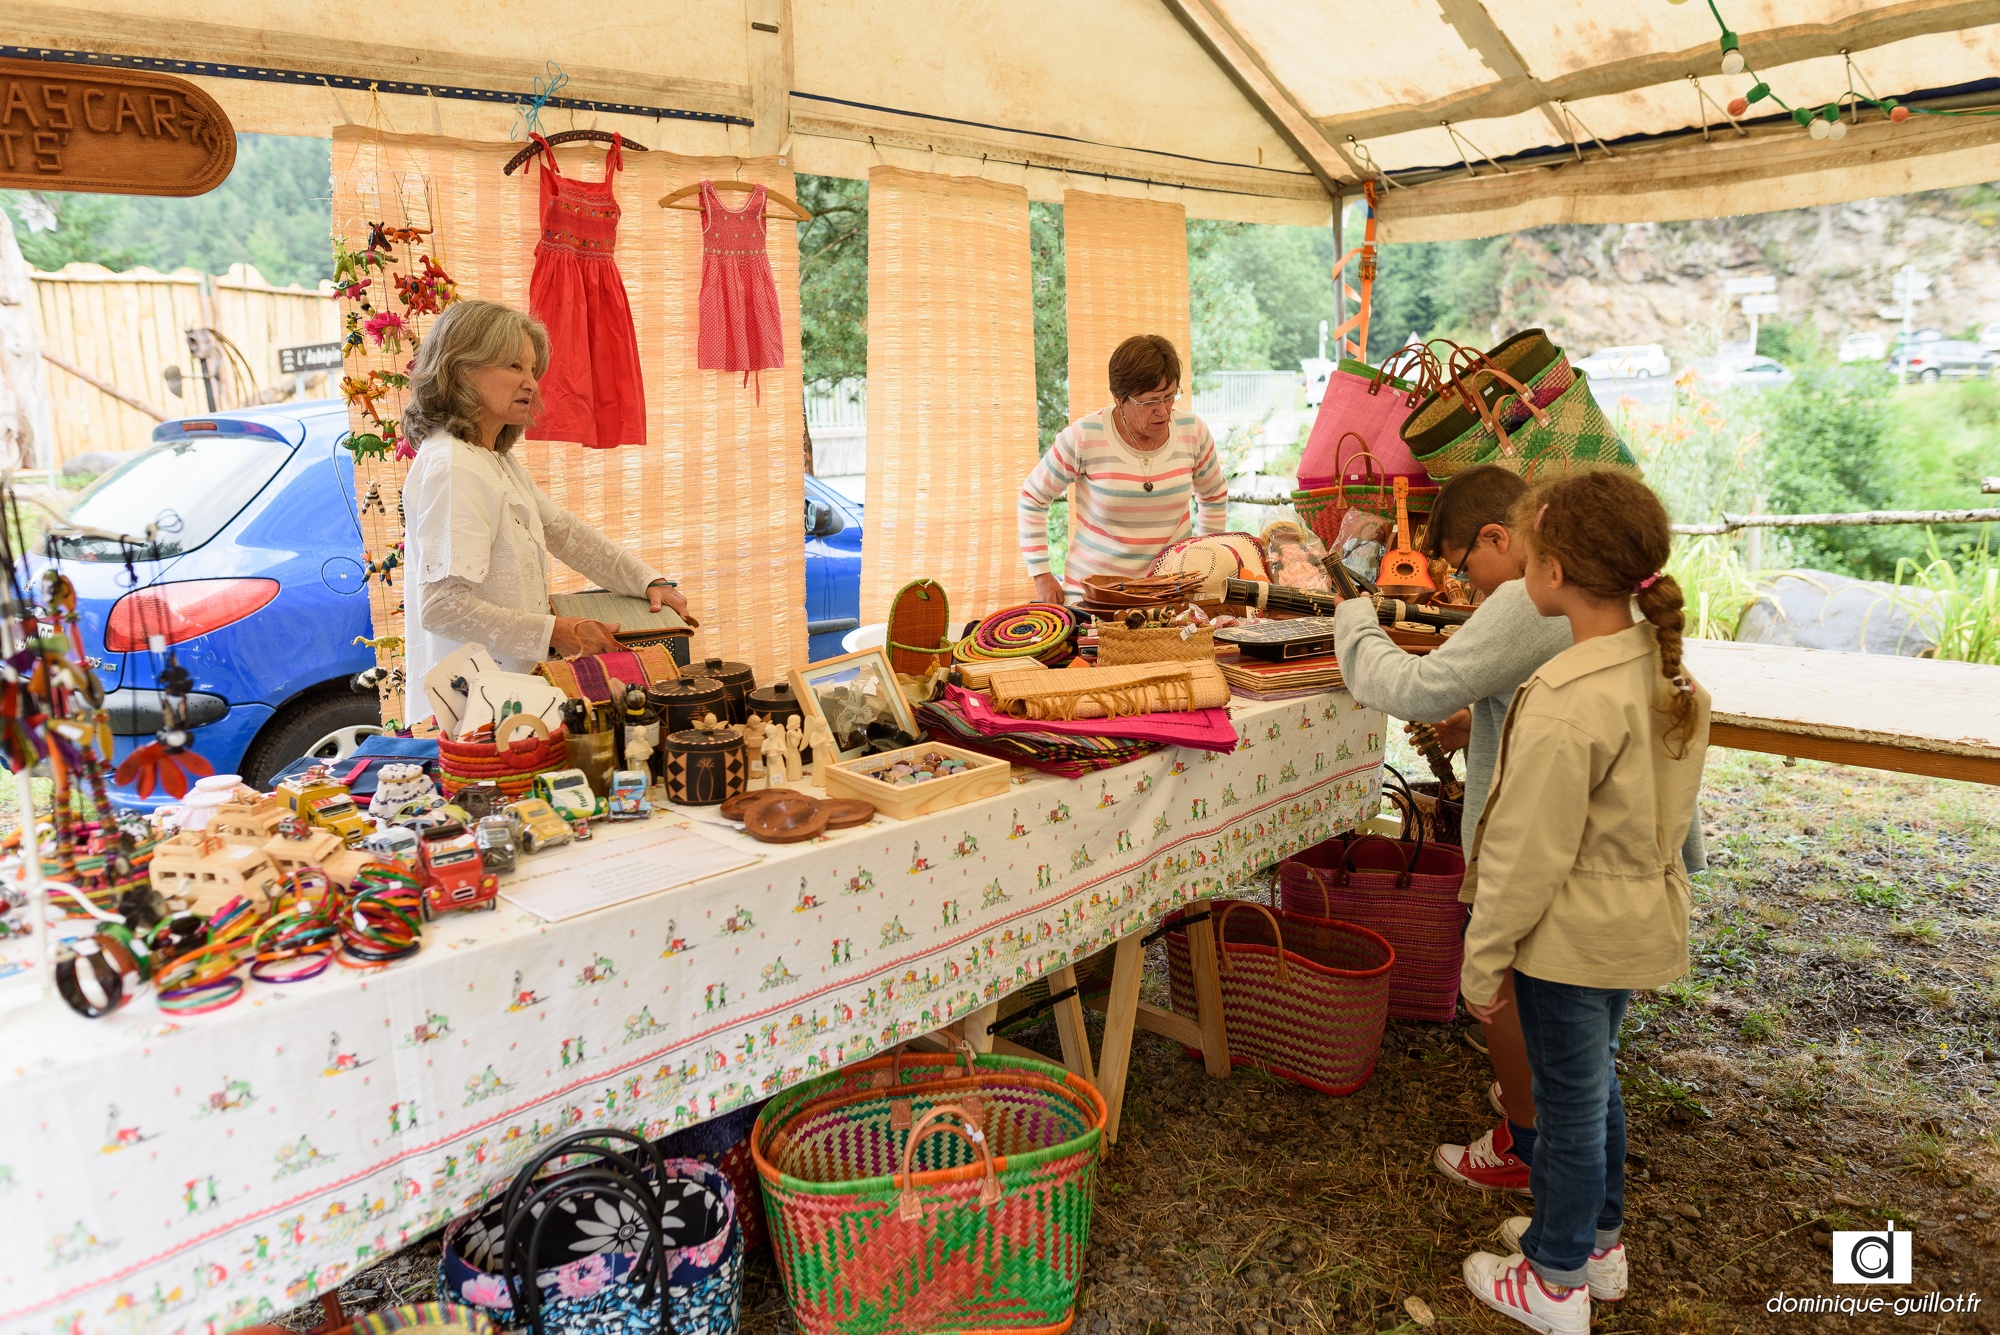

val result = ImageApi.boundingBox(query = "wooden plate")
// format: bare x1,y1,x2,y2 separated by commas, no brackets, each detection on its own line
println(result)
819,798,876,829
742,794,830,844
719,789,785,821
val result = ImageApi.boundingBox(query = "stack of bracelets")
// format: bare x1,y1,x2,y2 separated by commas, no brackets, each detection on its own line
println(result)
339,863,425,970
154,894,261,1015
54,919,155,1018
250,871,343,984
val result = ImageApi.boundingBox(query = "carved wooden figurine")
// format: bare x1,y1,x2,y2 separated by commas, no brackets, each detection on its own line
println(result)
805,715,837,786
760,722,789,791
742,712,768,783
782,715,805,782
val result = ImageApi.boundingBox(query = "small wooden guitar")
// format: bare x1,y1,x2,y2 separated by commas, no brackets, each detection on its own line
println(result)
1405,721,1465,800
1376,476,1436,599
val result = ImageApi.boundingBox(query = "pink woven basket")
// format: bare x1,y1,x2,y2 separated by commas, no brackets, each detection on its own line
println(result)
1165,900,1392,1096
1279,833,1468,1023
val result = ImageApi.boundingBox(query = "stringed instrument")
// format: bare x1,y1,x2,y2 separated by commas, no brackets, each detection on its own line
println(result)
1216,577,1473,629
1405,721,1465,800
1377,476,1435,599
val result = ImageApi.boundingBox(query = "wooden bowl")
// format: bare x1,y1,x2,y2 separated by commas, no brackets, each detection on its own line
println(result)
742,793,830,844
819,798,876,829
718,789,785,822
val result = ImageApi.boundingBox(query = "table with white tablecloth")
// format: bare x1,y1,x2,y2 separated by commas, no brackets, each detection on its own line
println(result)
1,691,1385,1335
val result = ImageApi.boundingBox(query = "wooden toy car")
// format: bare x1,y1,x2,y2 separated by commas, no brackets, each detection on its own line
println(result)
507,798,573,854
416,822,499,919
606,770,652,820
277,772,372,847
532,768,605,821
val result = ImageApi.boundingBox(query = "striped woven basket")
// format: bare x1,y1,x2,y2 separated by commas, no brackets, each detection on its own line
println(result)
1405,353,1576,480
753,1049,1106,1335
1165,900,1392,1096
1278,833,1469,1023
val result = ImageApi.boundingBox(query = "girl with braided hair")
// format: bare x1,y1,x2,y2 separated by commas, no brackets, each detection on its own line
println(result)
1456,469,1711,1334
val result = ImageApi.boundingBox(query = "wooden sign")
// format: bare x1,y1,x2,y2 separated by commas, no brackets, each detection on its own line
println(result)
0,57,234,197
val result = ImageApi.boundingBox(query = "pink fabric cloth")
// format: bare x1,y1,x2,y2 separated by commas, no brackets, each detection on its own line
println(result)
944,685,1240,753
696,181,785,374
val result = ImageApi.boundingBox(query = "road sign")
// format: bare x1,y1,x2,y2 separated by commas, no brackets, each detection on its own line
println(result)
1891,267,1931,299
1725,275,1777,295
277,342,343,375
1740,294,1780,315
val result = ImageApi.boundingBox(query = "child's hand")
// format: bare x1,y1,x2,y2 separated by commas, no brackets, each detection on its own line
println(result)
1464,989,1509,1024
1432,709,1472,753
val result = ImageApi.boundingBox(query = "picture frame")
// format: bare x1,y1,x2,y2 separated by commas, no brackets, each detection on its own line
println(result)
787,648,919,761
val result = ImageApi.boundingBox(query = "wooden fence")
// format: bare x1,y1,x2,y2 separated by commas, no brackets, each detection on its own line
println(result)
30,263,338,465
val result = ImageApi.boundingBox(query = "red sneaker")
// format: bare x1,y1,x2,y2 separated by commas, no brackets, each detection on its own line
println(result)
1434,1120,1533,1194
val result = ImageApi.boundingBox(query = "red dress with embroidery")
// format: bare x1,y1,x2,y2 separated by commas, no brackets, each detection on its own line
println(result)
695,181,785,375
525,133,646,449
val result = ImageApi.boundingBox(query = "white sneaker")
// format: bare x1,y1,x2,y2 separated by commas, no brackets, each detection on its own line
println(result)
1487,1080,1507,1118
1463,1251,1590,1335
1499,1216,1629,1301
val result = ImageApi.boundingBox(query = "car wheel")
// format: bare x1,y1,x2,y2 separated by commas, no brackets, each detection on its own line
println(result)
1919,368,1942,383
241,690,385,789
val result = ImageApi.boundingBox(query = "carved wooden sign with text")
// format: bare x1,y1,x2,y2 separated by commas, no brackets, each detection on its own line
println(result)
0,56,234,196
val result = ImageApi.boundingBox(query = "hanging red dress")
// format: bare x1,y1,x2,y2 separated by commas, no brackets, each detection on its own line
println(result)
695,181,785,380
525,133,646,449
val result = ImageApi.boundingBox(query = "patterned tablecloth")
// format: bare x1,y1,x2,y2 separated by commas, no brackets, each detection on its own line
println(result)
2,691,1384,1335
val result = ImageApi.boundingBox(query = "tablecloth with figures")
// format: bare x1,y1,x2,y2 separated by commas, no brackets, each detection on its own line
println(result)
0,690,1385,1335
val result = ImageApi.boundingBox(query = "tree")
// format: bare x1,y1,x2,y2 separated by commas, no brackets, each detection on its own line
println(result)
1187,219,1271,377
1201,223,1336,369
1029,202,1068,448
1751,365,1906,576
795,175,869,386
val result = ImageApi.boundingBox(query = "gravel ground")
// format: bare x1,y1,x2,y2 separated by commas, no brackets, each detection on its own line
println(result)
283,750,2000,1334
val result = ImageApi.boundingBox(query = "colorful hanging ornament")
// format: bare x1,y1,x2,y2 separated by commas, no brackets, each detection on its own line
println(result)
112,657,214,800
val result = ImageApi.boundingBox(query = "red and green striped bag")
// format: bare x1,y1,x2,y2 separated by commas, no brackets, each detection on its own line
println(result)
752,1050,1106,1335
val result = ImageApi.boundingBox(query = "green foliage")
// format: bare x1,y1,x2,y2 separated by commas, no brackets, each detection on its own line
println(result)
1030,202,1068,449
1749,365,1905,577
796,175,868,386
1186,220,1270,377
1193,223,1337,369
4,134,332,287
1365,235,1509,362
1754,317,1825,367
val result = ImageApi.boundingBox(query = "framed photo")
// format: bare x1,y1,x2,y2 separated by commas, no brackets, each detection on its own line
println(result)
787,648,919,760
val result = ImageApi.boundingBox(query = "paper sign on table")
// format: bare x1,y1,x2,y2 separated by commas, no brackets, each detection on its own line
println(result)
500,824,760,921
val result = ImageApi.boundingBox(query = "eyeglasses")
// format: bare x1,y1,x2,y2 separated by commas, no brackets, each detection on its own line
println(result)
1127,392,1183,411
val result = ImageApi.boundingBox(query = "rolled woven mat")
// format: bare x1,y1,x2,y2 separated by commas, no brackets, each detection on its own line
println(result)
953,602,1076,665
990,659,1229,720
954,658,1047,691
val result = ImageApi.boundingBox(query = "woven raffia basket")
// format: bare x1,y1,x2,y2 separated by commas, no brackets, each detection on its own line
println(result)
989,659,1229,720
1278,834,1469,1023
753,1049,1105,1335
436,724,569,800
1092,620,1215,666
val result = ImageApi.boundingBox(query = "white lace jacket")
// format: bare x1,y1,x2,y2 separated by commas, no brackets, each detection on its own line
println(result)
402,432,661,722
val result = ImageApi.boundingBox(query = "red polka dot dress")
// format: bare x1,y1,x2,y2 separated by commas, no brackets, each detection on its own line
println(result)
695,181,784,383
525,133,647,449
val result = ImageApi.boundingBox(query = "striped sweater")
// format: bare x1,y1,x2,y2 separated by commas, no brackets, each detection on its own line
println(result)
1019,407,1229,590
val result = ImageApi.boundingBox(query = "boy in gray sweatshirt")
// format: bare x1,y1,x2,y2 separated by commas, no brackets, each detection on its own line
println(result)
1332,465,1705,1198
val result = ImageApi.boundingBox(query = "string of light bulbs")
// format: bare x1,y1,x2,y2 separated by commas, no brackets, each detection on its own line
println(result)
1675,0,2000,140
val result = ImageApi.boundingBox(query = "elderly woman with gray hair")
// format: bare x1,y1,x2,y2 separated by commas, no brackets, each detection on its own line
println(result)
400,299,688,723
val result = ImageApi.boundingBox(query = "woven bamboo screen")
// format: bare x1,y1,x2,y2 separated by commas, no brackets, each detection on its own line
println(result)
862,166,1037,620
331,126,806,721
1062,192,1191,421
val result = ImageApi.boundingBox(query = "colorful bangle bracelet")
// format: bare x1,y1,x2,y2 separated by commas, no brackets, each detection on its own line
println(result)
158,975,243,1014
56,938,132,1018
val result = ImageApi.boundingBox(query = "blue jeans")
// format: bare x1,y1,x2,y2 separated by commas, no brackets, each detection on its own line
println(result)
1514,972,1630,1286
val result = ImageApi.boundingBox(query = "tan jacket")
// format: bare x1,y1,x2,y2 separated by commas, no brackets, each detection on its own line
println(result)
1460,622,1711,1004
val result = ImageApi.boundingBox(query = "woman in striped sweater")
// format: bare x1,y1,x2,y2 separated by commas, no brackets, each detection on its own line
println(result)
1019,334,1229,603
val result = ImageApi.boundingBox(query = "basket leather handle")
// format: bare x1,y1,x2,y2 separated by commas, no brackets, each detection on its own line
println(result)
1340,832,1417,888
1337,437,1386,488
898,1104,1001,1221
1213,899,1291,986
1381,764,1428,861
871,1037,980,1090
1372,343,1443,403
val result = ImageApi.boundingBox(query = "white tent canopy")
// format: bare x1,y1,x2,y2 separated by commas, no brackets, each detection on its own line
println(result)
7,0,1998,235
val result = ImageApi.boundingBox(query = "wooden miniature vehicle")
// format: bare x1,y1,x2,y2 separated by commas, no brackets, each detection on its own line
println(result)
148,832,283,914
276,772,371,847
261,828,372,888
507,798,573,854
205,793,289,843
531,767,604,821
606,770,652,820
474,815,517,872
416,822,499,919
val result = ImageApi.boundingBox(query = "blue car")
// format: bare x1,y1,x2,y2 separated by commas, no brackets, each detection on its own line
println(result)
33,400,865,802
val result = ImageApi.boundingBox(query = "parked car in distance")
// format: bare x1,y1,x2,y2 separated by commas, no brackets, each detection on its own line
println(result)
1573,343,1672,379
1891,340,1998,381
1837,332,1887,363
804,473,862,662
1686,355,1796,390
1980,321,2000,349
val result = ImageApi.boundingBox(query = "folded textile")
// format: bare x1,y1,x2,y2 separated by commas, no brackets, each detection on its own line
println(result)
945,685,1238,753
916,699,1164,776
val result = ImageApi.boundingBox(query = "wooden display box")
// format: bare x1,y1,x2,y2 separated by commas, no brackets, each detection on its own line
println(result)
822,743,1011,820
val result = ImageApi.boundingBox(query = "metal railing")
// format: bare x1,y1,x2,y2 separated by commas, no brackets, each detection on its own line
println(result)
805,378,867,431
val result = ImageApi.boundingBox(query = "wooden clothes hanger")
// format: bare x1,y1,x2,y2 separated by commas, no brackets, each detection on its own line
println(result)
659,177,812,220
502,130,652,176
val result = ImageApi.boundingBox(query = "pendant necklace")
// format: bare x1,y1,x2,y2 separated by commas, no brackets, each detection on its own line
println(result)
1122,405,1157,490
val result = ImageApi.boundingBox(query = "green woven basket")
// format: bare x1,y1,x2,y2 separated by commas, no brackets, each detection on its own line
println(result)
753,1049,1106,1335
1475,370,1642,481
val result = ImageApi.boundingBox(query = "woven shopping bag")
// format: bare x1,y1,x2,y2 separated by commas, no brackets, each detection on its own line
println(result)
1476,369,1641,481
1400,330,1569,465
1296,347,1440,490
1093,618,1215,666
1292,447,1438,555
1279,829,1468,1023
753,1049,1106,1335
656,1098,771,1259
439,1128,743,1335
1165,900,1393,1096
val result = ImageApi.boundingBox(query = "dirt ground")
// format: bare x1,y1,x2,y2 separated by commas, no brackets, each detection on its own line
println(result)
287,749,2000,1334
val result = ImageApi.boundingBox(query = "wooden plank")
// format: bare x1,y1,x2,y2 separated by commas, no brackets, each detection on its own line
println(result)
1045,964,1095,1088
1095,933,1145,1147
991,1035,1044,1062
960,1001,999,1055
1184,911,1232,1079
1684,640,2000,761
1711,722,2000,787
1132,1000,1202,1048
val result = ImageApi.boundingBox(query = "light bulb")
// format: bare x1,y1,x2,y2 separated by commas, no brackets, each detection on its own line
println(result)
1890,105,1910,123
1727,96,1748,117
1808,118,1830,139
1721,49,1745,75
1828,119,1848,141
